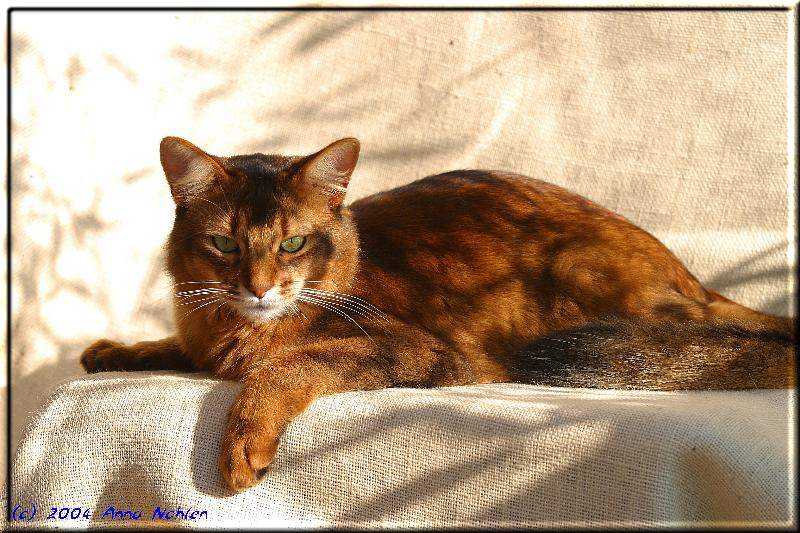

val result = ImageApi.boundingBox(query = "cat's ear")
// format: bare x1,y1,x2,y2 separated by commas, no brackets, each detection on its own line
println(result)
301,138,360,208
159,136,227,205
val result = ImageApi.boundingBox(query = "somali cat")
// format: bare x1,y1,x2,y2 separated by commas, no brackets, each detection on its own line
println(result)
81,136,795,492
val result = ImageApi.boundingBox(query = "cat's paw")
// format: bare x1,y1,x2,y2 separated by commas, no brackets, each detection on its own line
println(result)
80,339,128,373
219,416,280,493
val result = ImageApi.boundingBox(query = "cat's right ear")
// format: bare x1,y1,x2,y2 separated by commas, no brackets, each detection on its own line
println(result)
159,137,227,205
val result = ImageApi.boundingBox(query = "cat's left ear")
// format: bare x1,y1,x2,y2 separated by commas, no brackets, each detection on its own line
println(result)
301,138,360,208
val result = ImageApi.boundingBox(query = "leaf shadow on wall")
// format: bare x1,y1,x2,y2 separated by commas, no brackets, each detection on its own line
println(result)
703,241,792,316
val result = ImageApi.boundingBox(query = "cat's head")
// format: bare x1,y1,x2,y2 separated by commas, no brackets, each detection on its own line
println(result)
160,136,361,324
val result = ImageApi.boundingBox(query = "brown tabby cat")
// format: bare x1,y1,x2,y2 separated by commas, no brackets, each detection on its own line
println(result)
80,136,796,492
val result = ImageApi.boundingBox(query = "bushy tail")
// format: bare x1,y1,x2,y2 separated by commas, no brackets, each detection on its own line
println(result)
510,311,795,391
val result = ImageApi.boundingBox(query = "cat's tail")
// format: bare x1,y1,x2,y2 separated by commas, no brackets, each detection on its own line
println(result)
510,302,795,391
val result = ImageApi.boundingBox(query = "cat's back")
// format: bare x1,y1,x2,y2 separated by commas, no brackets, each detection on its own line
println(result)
349,169,635,250
348,170,705,336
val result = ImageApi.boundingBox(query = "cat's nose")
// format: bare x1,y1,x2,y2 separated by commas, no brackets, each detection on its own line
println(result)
246,283,271,299
243,265,275,299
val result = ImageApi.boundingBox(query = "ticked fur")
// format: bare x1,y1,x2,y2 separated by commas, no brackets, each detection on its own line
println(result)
81,137,796,492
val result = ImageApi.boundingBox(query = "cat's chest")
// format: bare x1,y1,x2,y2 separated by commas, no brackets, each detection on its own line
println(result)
185,317,320,379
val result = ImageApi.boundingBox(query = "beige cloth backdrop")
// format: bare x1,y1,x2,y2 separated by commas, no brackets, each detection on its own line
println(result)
9,9,795,522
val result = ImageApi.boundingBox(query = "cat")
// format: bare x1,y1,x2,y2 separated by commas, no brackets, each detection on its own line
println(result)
80,136,796,492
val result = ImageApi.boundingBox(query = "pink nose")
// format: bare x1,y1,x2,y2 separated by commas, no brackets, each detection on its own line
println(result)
247,284,271,299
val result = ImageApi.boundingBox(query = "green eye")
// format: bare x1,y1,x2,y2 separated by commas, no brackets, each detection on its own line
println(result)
212,235,239,253
280,235,306,253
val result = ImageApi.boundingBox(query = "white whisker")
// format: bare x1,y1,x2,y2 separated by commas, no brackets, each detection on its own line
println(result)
300,288,391,323
209,299,229,318
175,295,219,307
297,294,372,340
299,290,370,319
287,302,309,322
174,288,231,297
176,296,224,324
174,281,227,285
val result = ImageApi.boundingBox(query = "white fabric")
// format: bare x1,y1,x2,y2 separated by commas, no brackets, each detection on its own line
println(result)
8,9,795,528
9,374,794,528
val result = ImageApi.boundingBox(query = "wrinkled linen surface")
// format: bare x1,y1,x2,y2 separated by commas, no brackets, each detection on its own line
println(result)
10,374,795,529
9,9,795,529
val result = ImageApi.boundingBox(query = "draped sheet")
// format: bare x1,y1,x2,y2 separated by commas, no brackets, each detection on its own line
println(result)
9,374,795,528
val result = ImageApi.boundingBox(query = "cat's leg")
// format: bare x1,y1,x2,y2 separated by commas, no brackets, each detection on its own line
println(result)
219,328,471,492
80,336,194,373
219,377,318,492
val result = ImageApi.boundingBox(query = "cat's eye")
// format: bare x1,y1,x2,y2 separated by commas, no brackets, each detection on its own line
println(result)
280,236,306,253
212,235,239,253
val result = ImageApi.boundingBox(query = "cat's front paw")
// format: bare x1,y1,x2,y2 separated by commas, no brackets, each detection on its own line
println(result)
80,339,128,373
219,414,280,493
